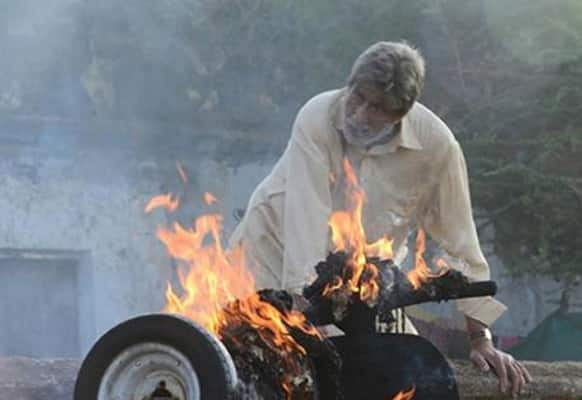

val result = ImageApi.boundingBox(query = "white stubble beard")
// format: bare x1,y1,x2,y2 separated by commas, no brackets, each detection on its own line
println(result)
342,117,397,148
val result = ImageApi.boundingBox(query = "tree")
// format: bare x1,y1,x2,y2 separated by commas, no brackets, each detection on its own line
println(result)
425,0,582,307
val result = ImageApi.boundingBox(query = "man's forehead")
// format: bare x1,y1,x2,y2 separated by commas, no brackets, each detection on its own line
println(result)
353,81,388,98
351,81,404,119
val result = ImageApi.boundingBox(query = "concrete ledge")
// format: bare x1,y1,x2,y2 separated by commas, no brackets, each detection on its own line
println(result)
0,357,78,399
453,360,582,399
0,357,581,399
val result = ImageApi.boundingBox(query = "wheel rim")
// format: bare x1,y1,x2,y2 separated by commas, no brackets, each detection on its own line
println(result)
97,342,201,400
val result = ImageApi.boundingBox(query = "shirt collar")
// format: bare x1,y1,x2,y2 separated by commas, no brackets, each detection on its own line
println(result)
330,88,423,155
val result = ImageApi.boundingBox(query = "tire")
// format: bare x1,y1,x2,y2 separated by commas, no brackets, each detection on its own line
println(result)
74,313,238,400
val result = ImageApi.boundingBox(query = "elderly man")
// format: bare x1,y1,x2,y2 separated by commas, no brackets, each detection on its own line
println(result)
229,41,531,396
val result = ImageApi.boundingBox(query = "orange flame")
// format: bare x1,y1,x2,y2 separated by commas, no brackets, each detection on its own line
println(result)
144,193,180,213
327,159,447,298
435,257,449,270
407,230,449,289
152,192,320,387
325,159,394,303
203,191,218,205
390,386,416,400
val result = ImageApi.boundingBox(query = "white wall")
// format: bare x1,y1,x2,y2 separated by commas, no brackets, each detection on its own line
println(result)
0,150,274,356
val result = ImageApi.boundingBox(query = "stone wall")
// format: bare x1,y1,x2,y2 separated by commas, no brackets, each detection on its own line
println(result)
0,116,275,356
0,153,170,354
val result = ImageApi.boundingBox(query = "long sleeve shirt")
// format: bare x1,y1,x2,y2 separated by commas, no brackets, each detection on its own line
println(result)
229,88,507,327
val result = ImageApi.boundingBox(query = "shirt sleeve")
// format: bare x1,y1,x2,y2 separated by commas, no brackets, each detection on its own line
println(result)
281,106,334,291
421,140,507,326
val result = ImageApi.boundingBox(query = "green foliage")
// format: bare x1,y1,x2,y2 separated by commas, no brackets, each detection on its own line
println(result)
80,0,428,125
433,0,582,285
185,0,427,125
483,0,582,66
465,133,582,282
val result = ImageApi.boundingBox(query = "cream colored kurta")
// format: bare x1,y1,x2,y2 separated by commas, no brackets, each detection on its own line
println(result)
229,88,507,328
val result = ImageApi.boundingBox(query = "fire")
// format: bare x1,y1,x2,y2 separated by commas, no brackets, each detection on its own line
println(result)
151,192,320,384
159,213,253,333
326,159,394,303
407,229,430,289
326,159,448,299
203,191,218,205
144,193,180,213
407,229,449,289
221,292,320,355
390,386,416,400
435,257,449,270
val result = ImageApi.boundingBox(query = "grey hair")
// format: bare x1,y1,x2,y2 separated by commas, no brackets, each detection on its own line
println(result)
348,41,426,114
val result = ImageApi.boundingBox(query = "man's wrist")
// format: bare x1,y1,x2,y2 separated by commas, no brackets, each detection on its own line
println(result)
468,328,493,343
465,316,493,344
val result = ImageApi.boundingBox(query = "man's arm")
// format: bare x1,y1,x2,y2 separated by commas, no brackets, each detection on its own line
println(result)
421,140,531,397
421,140,506,325
280,100,335,291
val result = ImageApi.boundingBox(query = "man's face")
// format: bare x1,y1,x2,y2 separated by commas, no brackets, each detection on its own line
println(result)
343,82,404,146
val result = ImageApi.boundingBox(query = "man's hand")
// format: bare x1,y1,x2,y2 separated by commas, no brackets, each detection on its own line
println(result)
470,338,532,397
466,317,532,398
